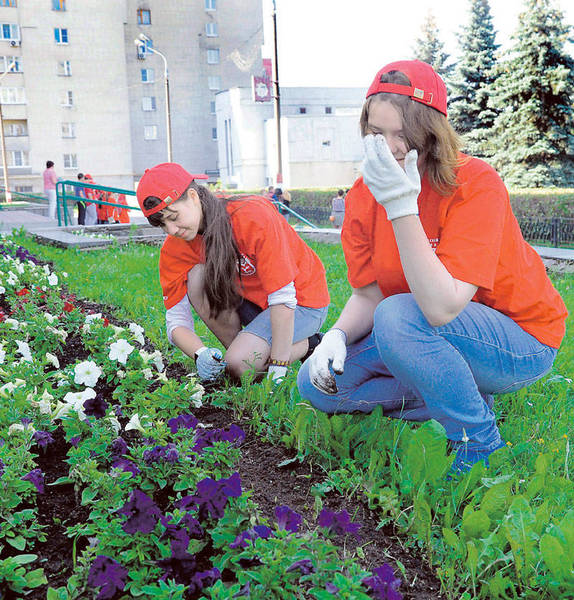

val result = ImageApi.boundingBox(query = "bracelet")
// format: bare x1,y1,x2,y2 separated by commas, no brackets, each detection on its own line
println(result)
269,358,289,367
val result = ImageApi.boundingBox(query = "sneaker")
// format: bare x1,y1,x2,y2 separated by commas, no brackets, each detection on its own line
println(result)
301,332,324,363
450,439,506,475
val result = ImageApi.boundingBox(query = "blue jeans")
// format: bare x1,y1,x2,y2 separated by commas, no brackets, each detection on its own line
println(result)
297,294,558,451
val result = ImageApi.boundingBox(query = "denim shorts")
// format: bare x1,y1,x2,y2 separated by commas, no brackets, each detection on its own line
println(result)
238,298,328,345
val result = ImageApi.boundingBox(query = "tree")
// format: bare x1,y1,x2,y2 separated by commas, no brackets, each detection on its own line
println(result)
412,11,454,78
448,0,499,157
486,0,574,187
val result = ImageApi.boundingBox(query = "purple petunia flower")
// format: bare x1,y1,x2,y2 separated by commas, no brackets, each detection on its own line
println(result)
22,468,44,494
156,549,197,584
0,458,5,477
143,443,179,465
160,514,191,555
69,435,82,447
117,489,161,534
192,424,246,454
87,555,128,600
181,512,205,539
168,413,198,434
188,567,221,595
21,417,33,426
83,395,109,419
318,509,361,541
325,582,339,594
229,525,272,549
275,505,303,533
110,437,129,459
285,559,315,575
113,404,124,417
192,472,242,521
111,458,140,477
362,563,403,600
33,430,55,449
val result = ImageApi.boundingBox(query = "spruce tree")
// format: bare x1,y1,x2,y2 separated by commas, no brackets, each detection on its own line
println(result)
448,0,499,157
412,11,454,78
487,0,574,187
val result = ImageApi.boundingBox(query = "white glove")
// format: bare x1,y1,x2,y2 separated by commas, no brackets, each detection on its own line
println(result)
308,329,347,395
362,134,421,221
267,364,288,384
195,346,226,382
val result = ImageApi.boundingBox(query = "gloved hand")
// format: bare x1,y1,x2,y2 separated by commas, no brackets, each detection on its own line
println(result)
308,328,347,395
267,364,288,384
362,134,421,221
195,346,226,382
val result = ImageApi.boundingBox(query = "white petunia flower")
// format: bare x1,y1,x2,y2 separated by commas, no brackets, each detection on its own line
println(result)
150,350,165,372
14,263,24,274
45,353,60,368
62,272,68,278
125,413,147,433
128,323,145,345
43,312,57,324
0,285,5,295
116,370,126,379
43,265,51,275
46,326,68,342
107,416,121,435
190,384,205,408
111,325,125,336
156,371,168,383
108,339,134,365
8,423,25,435
4,318,20,330
55,387,96,420
15,340,33,362
47,273,58,286
0,346,5,364
74,360,102,387
142,368,154,380
37,399,52,415
7,271,18,285
85,313,102,323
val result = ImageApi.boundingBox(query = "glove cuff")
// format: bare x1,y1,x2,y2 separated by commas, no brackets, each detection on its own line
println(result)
194,346,208,362
383,197,419,221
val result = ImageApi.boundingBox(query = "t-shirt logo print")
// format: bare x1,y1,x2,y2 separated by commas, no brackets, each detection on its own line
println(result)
239,254,256,276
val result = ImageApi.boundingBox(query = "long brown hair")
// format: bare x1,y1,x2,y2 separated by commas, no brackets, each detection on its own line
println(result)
359,71,461,194
143,182,242,318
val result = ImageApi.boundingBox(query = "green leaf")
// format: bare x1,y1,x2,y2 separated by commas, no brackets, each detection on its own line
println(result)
502,496,538,577
7,535,26,551
404,419,449,486
462,508,491,538
540,533,569,581
81,487,97,504
442,527,460,550
25,568,48,588
48,476,74,486
11,553,38,565
480,480,513,520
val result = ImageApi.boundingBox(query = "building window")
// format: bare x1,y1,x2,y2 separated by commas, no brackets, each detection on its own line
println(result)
0,24,20,41
205,22,218,37
212,127,217,140
52,0,66,10
325,106,332,114
57,60,72,76
61,122,75,138
207,48,220,64
0,56,22,72
4,121,27,136
16,186,33,193
9,150,29,167
61,90,73,107
137,8,151,24
141,68,154,83
144,125,157,140
210,100,216,114
54,28,68,44
205,0,216,10
63,153,77,169
299,107,306,114
0,1,17,6
0,87,25,103
142,96,156,111
208,75,220,90
136,38,153,59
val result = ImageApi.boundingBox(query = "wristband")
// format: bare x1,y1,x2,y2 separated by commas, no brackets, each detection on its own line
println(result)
269,358,289,367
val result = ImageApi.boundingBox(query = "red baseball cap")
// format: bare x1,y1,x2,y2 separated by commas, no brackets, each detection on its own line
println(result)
366,60,447,116
136,163,209,217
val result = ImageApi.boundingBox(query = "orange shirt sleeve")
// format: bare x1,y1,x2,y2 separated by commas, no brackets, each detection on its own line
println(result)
341,179,378,289
159,236,203,309
435,161,506,291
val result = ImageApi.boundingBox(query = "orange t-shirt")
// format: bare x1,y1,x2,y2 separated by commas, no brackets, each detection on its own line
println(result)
342,155,567,348
159,196,330,311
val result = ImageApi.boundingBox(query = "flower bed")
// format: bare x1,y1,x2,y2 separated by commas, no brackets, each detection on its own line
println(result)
0,239,444,599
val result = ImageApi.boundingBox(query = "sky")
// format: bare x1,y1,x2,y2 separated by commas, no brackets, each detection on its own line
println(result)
260,0,574,89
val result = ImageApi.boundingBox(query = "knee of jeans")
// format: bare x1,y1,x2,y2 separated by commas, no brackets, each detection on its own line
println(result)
373,294,421,348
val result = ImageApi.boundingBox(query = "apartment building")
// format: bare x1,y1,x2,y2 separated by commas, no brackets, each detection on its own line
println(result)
0,0,263,194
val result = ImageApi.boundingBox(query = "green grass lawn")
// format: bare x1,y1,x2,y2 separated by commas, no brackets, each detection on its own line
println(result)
10,233,574,598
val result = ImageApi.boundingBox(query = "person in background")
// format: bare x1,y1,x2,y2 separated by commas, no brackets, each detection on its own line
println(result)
265,185,275,200
43,160,58,220
82,173,98,226
298,59,567,474
273,187,292,220
330,189,346,229
111,192,131,224
75,173,87,225
136,163,329,384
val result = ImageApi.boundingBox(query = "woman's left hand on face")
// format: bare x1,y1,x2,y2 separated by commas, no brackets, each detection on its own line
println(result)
362,134,421,221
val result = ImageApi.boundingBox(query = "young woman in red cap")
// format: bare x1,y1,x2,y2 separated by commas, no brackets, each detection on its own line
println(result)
298,60,568,473
136,163,329,383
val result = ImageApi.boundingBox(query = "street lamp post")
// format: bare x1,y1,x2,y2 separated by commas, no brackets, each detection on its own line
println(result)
0,61,16,203
271,0,283,185
134,35,172,162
